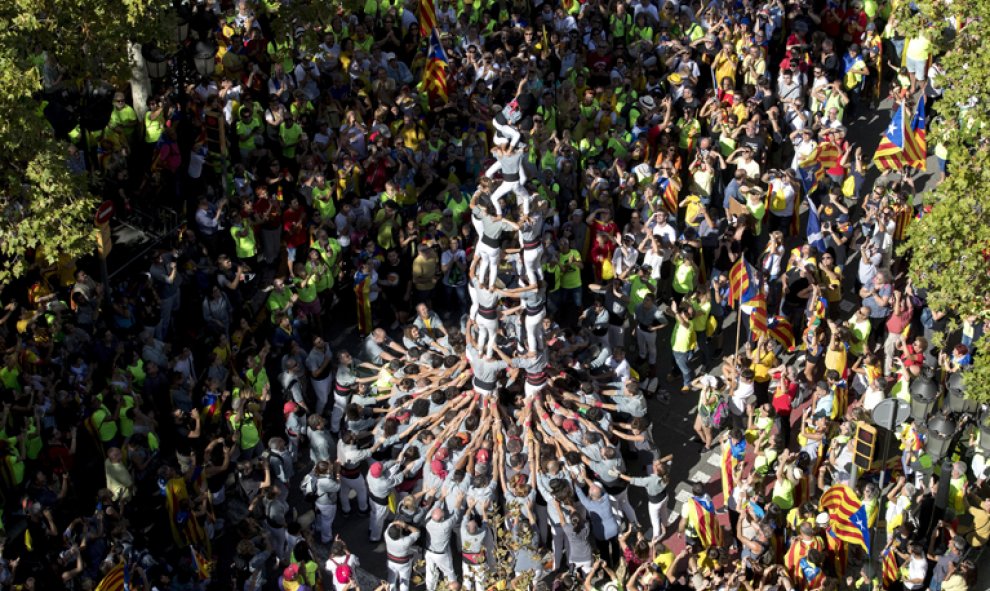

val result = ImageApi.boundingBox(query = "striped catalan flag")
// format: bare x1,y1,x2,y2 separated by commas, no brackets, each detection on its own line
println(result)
819,485,871,551
829,380,849,420
826,527,848,579
784,536,824,582
657,175,680,214
191,545,212,581
690,497,722,548
95,563,130,591
904,95,927,170
417,0,437,35
720,439,735,507
748,291,768,336
881,546,900,589
768,315,795,350
728,258,751,304
800,141,841,171
423,28,449,104
873,103,910,171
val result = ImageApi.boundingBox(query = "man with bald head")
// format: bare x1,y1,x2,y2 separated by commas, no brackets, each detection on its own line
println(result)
424,490,467,591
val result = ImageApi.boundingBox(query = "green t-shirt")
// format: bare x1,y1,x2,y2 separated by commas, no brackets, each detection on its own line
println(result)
543,262,561,292
0,367,21,392
109,105,138,133
560,250,582,289
279,122,303,157
91,407,118,442
671,321,696,352
313,186,336,220
691,300,712,332
627,275,656,315
267,289,292,322
294,274,318,303
230,413,260,450
144,112,164,144
246,365,269,395
672,259,696,294
231,224,257,259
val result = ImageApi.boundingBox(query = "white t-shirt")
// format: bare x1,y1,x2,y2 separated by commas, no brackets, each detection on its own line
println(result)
906,556,927,590
651,221,677,245
730,381,755,416
325,553,361,591
862,387,885,412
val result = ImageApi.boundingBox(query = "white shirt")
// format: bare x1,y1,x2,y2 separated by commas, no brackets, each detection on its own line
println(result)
325,553,361,591
651,221,677,245
906,556,927,590
730,381,755,416
862,387,884,412
642,250,664,280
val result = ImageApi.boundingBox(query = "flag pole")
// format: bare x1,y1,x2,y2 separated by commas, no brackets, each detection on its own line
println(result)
734,267,744,361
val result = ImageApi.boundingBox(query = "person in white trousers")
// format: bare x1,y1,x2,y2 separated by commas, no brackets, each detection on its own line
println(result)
612,455,673,540
384,521,420,591
517,203,546,285
460,513,490,591
367,461,406,542
424,494,466,591
474,204,518,290
302,460,341,544
485,140,531,214
336,432,370,514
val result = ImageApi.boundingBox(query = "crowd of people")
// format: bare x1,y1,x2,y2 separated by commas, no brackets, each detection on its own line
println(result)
1,0,989,589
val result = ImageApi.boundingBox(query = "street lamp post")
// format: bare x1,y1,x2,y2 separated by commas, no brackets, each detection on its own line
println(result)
910,376,939,422
142,44,169,83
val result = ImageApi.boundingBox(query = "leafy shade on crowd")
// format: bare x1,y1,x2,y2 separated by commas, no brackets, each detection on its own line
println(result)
0,0,989,589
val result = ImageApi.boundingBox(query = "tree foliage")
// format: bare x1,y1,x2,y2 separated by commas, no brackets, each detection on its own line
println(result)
898,0,990,401
0,0,171,284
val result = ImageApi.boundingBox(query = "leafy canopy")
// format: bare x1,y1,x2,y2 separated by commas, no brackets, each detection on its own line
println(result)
0,0,171,283
898,0,990,401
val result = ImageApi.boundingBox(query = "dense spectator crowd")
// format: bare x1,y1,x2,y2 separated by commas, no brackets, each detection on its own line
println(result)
0,0,988,590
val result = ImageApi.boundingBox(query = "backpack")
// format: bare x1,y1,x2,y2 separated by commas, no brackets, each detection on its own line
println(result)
300,473,318,504
711,399,730,430
328,554,352,584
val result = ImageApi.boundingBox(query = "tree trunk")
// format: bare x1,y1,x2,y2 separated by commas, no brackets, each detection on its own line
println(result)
128,42,152,121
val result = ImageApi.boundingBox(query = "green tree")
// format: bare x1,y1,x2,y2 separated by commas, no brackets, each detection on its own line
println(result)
0,0,171,284
897,2,990,402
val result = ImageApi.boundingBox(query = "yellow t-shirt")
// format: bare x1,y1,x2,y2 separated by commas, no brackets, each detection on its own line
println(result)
906,36,931,61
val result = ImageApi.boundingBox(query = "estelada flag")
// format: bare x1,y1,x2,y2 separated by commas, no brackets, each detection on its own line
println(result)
904,95,927,170
748,291,768,335
768,315,795,350
873,103,910,171
728,258,755,304
657,176,680,214
423,28,449,104
689,497,722,548
819,484,871,551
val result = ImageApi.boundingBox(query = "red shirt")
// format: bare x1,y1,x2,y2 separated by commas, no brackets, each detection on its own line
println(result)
773,380,798,416
901,344,925,368
886,300,913,335
282,206,308,247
